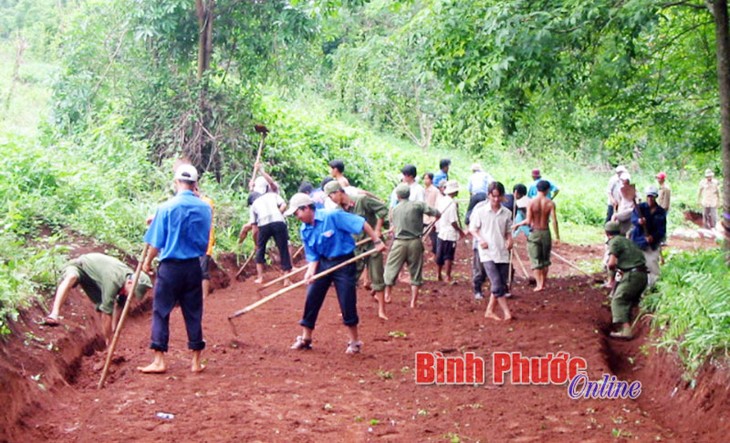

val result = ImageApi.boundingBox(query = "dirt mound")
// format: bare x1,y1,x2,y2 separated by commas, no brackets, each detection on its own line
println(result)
2,238,728,441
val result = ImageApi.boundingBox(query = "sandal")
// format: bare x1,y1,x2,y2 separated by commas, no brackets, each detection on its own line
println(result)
290,336,312,350
345,340,363,355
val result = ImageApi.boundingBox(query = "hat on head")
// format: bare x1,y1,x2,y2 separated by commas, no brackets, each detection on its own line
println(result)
324,181,343,195
471,163,483,172
284,193,314,216
253,176,269,194
395,183,410,199
705,169,714,177
655,171,666,180
645,185,659,197
444,180,460,195
619,172,631,182
131,272,154,300
174,164,198,182
604,221,621,235
616,165,627,174
531,168,541,177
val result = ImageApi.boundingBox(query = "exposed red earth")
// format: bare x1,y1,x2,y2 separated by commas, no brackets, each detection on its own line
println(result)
1,234,728,442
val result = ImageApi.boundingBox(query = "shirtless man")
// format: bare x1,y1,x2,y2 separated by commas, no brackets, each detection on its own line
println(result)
329,159,351,188
513,180,554,291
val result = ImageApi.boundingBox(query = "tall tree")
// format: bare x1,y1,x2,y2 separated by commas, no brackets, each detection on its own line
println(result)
709,0,730,258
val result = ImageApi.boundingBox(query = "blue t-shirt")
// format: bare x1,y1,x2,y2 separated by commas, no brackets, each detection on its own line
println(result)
527,178,559,200
433,170,448,188
144,190,212,261
300,208,365,261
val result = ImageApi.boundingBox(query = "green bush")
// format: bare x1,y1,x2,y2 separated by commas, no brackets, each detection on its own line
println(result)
643,249,730,375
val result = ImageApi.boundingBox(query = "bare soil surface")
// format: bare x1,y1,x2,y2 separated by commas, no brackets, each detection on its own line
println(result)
2,235,728,442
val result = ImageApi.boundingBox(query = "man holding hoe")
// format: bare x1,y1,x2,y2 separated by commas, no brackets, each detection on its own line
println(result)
285,192,385,354
44,253,153,347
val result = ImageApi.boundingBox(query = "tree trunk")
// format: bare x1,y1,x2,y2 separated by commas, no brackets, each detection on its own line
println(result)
710,0,730,261
192,0,218,180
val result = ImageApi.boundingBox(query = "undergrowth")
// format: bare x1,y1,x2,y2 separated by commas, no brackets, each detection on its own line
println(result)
642,249,730,375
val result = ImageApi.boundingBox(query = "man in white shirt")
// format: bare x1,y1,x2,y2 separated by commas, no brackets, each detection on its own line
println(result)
607,165,627,222
243,167,292,285
389,164,425,207
468,163,492,196
470,181,514,321
436,180,465,283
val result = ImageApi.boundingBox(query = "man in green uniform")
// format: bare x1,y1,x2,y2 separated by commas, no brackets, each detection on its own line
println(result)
325,181,390,319
384,184,440,312
605,221,648,339
45,253,153,347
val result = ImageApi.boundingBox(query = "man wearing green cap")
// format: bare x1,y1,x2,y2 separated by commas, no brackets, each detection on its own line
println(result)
325,181,389,320
605,221,648,339
384,184,440,312
44,253,153,347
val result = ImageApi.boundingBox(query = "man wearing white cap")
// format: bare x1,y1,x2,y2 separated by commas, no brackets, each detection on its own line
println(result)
698,169,721,230
436,180,466,283
607,166,627,222
467,163,492,196
139,164,212,374
285,193,385,353
630,186,666,287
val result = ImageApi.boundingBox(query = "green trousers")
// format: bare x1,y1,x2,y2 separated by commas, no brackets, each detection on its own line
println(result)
611,271,648,324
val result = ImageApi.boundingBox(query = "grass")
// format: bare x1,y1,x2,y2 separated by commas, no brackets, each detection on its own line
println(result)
642,248,730,376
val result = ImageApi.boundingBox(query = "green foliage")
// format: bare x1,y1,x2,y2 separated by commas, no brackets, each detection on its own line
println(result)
643,249,730,374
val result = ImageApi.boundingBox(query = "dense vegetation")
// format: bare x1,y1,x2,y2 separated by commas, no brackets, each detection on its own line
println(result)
0,0,727,369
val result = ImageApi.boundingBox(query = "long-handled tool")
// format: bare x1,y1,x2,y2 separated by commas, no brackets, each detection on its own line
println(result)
507,203,517,291
98,244,149,389
550,250,594,278
228,248,380,336
257,230,391,291
249,124,269,189
512,247,533,282
235,252,255,279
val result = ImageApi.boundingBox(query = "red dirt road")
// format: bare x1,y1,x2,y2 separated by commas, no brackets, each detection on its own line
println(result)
3,237,728,441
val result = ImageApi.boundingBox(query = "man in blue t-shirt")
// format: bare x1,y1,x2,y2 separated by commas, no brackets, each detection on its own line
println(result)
284,193,385,354
527,169,560,200
139,164,212,374
433,158,451,188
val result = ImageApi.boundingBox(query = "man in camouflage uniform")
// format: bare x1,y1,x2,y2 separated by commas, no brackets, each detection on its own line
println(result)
605,221,648,339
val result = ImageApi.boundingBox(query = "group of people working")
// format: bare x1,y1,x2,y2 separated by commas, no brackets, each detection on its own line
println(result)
42,158,721,368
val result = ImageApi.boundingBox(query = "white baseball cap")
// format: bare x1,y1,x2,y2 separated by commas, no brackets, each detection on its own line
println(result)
284,193,315,216
174,164,198,182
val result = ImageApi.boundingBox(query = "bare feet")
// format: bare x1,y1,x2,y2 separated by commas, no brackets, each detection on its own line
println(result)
137,361,167,374
254,278,264,284
191,350,205,373
378,311,389,320
533,286,544,292
42,316,60,326
485,312,502,321
283,278,292,287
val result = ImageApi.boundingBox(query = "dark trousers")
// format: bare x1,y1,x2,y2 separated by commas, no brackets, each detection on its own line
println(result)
150,259,205,352
256,221,292,271
300,255,358,330
606,204,615,223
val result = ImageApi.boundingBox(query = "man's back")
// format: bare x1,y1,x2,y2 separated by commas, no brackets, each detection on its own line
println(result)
528,195,554,230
